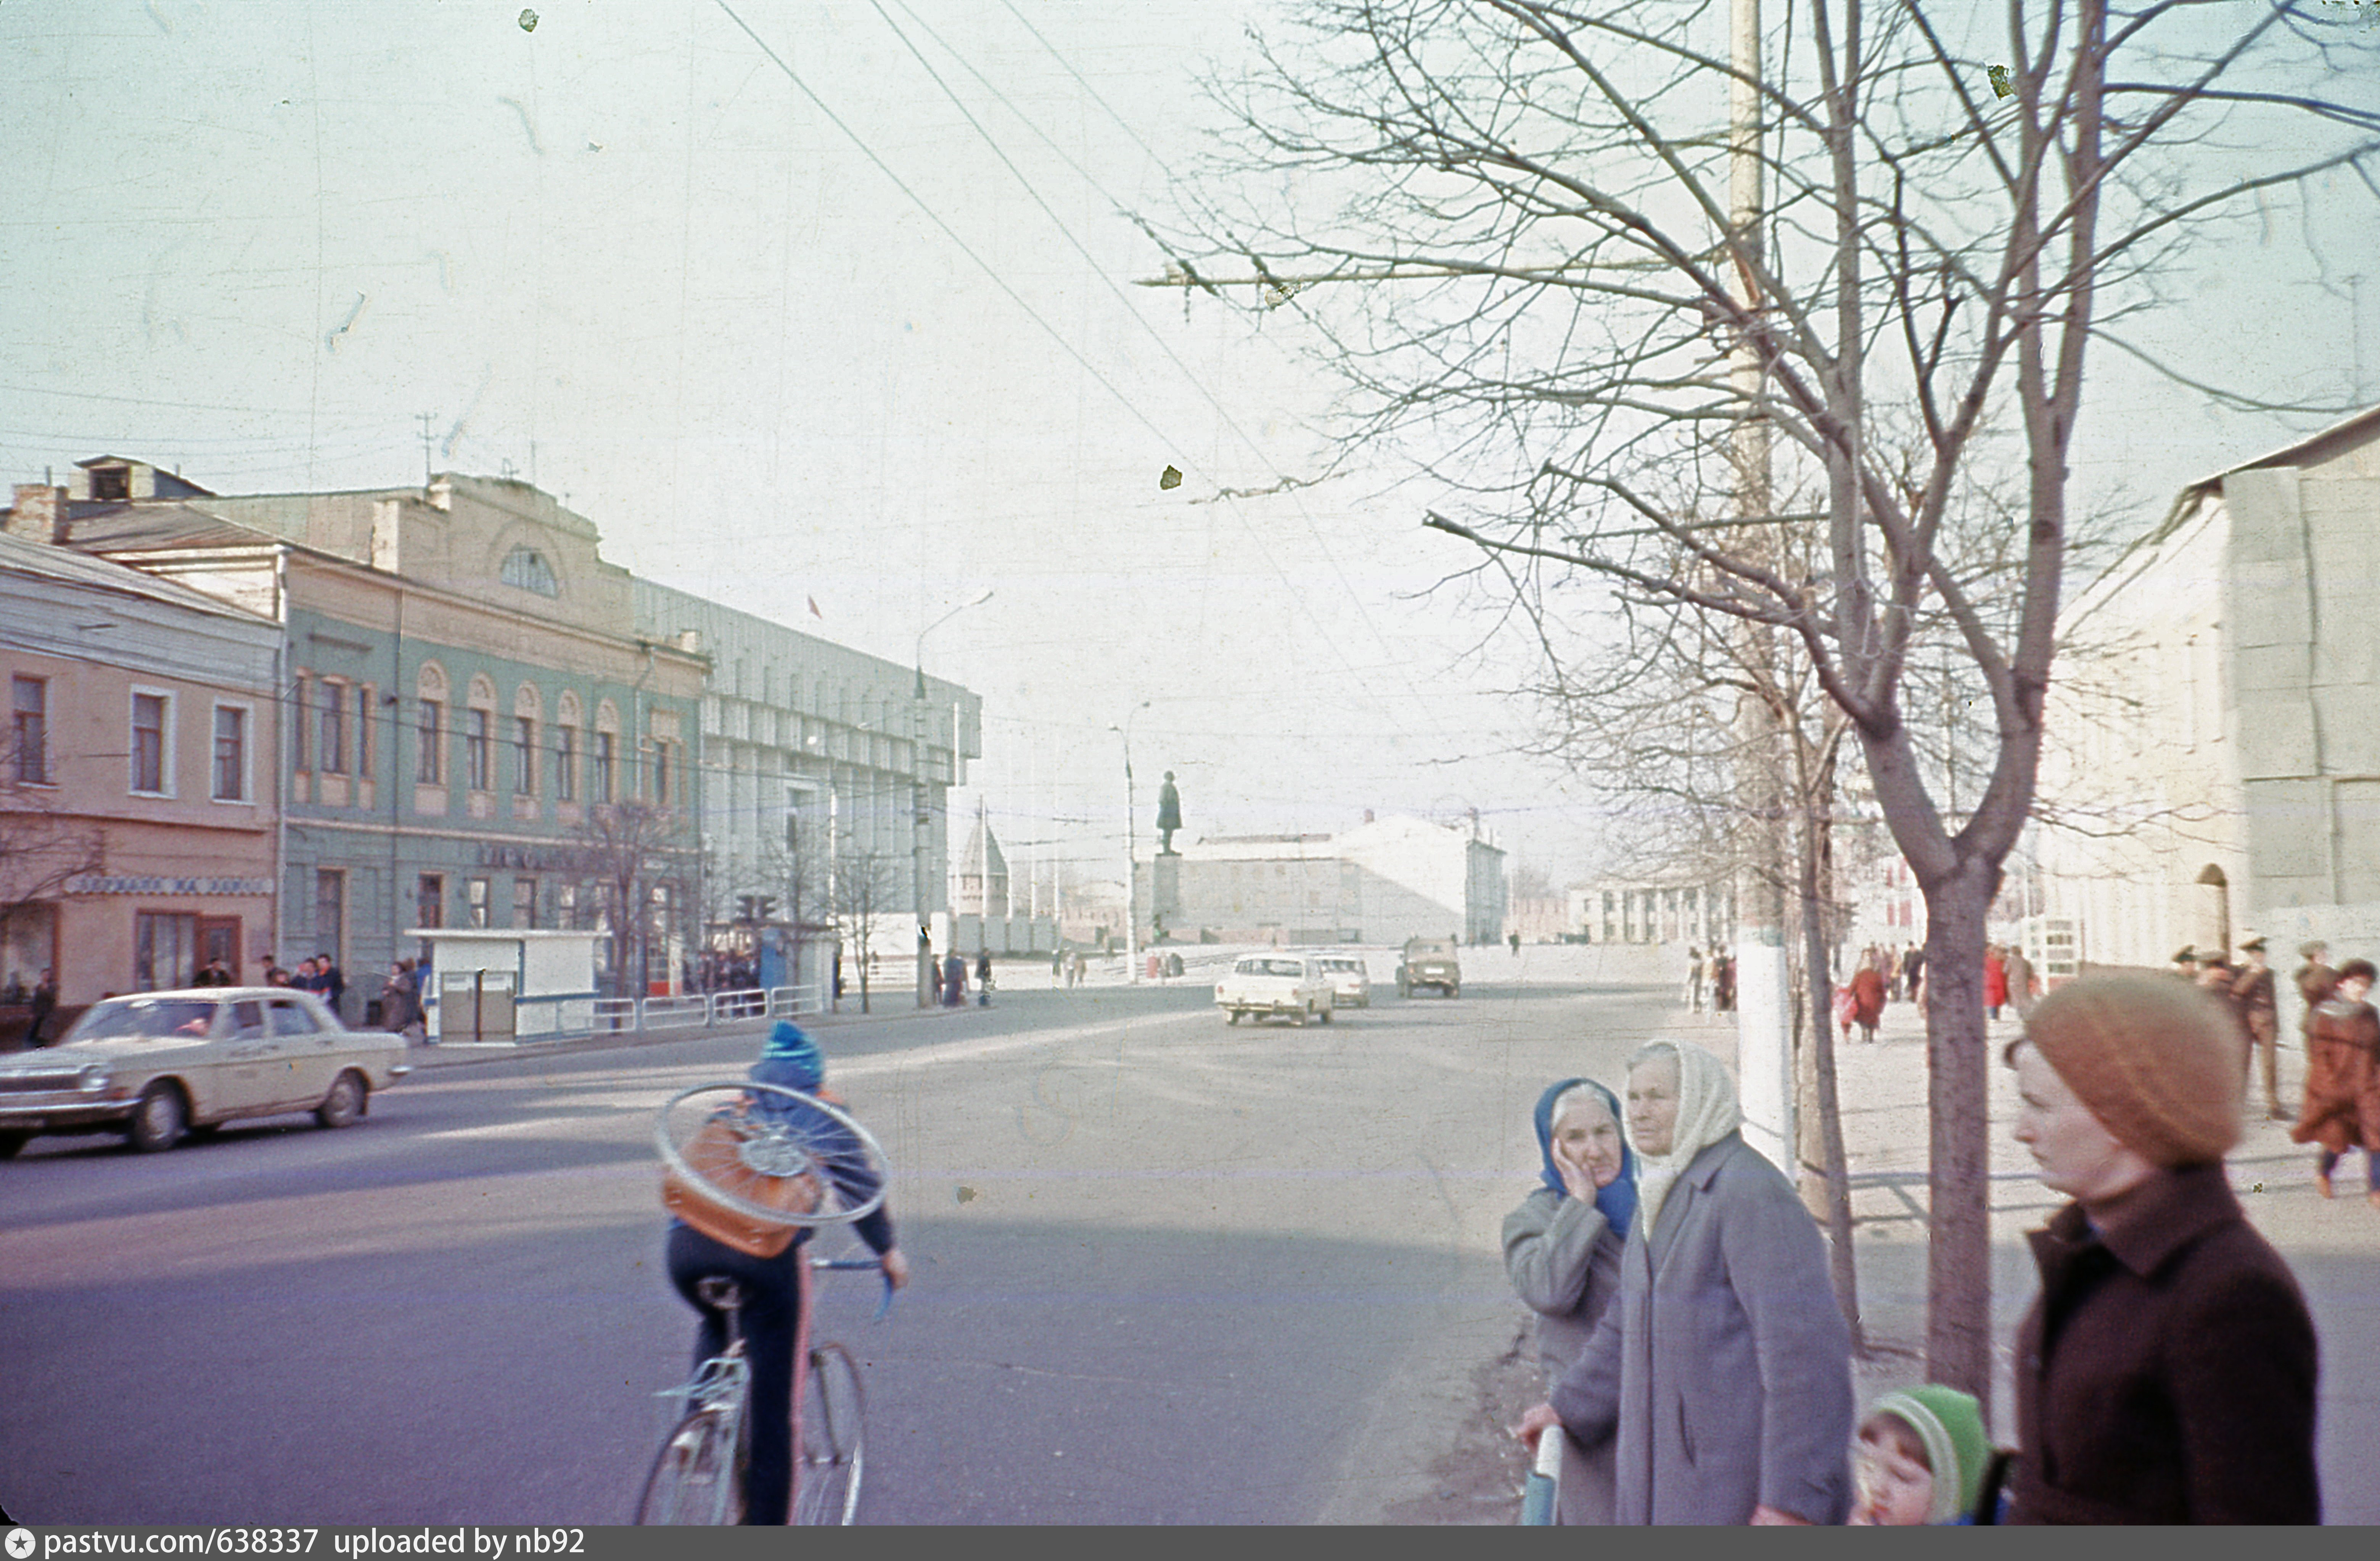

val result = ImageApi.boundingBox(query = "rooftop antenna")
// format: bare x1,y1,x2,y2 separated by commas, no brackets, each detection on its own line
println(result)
416,412,437,486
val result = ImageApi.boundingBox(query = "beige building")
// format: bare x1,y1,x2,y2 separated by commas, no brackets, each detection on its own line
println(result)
1135,813,1507,947
0,524,280,1012
2036,406,2380,988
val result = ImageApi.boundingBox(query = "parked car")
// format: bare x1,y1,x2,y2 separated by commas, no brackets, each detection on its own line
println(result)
1215,955,1334,1027
1312,954,1373,1009
0,988,413,1158
1396,937,1462,998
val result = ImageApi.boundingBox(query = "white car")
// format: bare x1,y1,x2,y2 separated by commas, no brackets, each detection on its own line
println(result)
1311,954,1373,1009
1214,955,1334,1027
0,987,413,1157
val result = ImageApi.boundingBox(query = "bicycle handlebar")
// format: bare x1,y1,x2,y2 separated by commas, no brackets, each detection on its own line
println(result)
811,1252,895,1320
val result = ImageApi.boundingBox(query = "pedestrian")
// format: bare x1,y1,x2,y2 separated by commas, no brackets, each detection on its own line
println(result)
1684,947,1706,1013
975,948,993,1007
376,962,416,1034
2003,971,2320,1522
2230,938,2285,1120
1713,949,1736,1014
24,968,56,1048
1851,961,1887,1044
1903,943,1927,1006
1848,1387,1995,1526
2293,940,2336,1052
1517,1039,1854,1525
1833,980,1858,1045
2005,944,2037,1017
942,951,966,1008
661,1021,909,1524
1984,945,2009,1021
1511,930,1522,957
1503,1077,1636,1525
2292,956,2380,1207
313,951,344,1016
1071,951,1086,988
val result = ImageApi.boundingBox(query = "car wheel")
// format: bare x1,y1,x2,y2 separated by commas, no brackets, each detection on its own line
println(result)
1397,981,1409,999
315,1070,367,1130
127,1082,187,1154
1448,984,1460,998
1225,1009,1239,1026
0,1131,28,1160
1319,1005,1333,1024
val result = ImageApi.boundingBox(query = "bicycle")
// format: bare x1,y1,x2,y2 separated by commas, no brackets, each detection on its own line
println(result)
637,1081,892,1526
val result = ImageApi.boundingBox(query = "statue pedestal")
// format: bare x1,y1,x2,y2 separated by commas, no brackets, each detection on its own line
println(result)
1152,854,1182,924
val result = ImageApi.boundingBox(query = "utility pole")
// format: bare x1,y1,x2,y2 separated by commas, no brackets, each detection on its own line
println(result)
912,591,992,1007
1112,702,1150,983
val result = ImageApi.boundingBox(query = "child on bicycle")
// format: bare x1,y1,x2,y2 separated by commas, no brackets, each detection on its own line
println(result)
664,1020,909,1524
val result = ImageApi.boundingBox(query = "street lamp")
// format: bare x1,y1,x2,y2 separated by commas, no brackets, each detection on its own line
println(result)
1109,701,1151,983
912,589,993,1007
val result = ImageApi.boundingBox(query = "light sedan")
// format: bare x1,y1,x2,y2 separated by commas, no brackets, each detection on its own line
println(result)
0,988,413,1157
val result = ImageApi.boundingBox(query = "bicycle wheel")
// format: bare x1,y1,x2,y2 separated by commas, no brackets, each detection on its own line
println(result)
654,1082,890,1231
635,1408,744,1525
793,1343,866,1526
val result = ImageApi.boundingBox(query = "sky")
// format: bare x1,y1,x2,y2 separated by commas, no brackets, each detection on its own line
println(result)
4,0,2376,898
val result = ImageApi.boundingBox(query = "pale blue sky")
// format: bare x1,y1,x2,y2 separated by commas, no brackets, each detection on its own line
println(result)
3,1,2372,891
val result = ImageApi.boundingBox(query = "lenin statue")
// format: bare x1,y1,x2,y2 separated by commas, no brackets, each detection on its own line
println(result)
1156,771,1182,855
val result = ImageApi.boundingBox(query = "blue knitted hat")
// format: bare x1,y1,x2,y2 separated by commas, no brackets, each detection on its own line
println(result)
757,1019,824,1088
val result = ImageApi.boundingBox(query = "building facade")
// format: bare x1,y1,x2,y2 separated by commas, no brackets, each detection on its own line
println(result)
0,519,280,1010
1565,879,1735,947
1135,813,1508,946
50,462,706,1007
2036,406,2380,981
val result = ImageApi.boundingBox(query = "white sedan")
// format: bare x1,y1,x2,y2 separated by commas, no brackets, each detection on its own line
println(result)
0,988,413,1157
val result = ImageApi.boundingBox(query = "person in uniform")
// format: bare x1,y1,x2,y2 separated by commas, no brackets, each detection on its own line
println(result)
2232,938,2284,1121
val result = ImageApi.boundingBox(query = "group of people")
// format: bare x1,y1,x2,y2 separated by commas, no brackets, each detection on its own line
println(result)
931,949,993,1007
2282,939,2380,1209
1679,948,1736,1014
1506,970,2322,1524
1052,948,1090,988
4,968,57,1047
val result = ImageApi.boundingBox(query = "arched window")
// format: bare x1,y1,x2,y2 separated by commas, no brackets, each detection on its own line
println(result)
592,699,621,805
465,675,497,792
414,662,449,785
554,690,583,804
500,546,560,597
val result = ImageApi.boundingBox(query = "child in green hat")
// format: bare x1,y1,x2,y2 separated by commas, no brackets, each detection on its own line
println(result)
1849,1386,1994,1525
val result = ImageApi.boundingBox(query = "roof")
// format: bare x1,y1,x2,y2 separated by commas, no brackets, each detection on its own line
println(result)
957,812,1008,879
2183,403,2380,494
56,501,270,551
0,529,277,626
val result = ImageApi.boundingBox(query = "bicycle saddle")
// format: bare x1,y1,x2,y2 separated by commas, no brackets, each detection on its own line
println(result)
694,1276,745,1311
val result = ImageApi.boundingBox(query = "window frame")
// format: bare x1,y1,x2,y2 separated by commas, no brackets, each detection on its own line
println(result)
416,697,444,784
211,702,251,803
318,679,348,776
129,687,173,797
513,715,537,796
555,723,577,802
466,706,492,792
11,674,49,786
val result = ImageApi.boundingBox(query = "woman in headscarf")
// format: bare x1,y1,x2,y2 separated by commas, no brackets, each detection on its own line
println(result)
1516,1040,1853,1524
1502,1077,1636,1523
2004,972,2319,1522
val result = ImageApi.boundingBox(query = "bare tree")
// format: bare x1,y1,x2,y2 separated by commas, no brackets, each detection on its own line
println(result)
1167,0,2380,1396
564,799,695,1001
0,731,105,977
830,842,901,1015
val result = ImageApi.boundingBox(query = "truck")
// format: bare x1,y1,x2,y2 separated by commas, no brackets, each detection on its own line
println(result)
1214,955,1334,1027
1396,937,1462,998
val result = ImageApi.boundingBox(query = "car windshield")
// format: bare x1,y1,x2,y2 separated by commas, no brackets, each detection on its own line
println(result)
1262,960,1307,976
68,998,219,1041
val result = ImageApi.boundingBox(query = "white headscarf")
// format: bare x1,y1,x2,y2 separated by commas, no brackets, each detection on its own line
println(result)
1627,1041,1743,1234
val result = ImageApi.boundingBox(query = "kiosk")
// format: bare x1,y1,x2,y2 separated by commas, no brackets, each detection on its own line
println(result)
409,928,604,1044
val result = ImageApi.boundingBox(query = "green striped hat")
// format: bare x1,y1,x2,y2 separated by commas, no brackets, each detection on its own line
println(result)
1869,1386,1990,1524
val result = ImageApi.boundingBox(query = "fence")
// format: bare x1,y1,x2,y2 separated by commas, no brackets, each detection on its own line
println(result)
452,984,829,1043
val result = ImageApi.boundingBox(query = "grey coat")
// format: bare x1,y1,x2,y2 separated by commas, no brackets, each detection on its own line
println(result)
1503,1186,1625,1523
1549,1131,1853,1525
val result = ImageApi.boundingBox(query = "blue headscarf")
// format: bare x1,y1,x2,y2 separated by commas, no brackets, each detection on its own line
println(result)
1531,1075,1637,1239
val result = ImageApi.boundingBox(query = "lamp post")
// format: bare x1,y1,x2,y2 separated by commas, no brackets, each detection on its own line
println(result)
912,590,993,1007
1110,701,1151,983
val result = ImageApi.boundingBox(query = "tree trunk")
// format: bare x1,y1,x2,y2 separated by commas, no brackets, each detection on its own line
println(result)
1920,860,1997,1410
1797,780,1863,1354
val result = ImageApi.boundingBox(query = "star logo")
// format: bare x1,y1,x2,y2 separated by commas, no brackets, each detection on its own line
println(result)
5,1527,35,1559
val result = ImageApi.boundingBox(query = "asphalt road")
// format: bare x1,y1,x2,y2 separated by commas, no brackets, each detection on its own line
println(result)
0,957,1663,1525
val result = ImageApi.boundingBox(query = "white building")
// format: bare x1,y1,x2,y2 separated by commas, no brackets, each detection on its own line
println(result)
1134,812,1507,946
2036,406,2380,982
1565,880,1735,947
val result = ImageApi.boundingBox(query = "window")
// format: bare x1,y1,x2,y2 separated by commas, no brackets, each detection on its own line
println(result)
653,741,670,806
12,676,47,784
416,873,445,931
131,692,167,793
358,684,375,777
291,675,310,772
555,724,576,801
467,708,491,791
89,465,130,501
319,681,347,775
513,716,536,795
512,877,537,929
499,546,560,597
212,706,246,800
417,699,443,783
133,911,198,991
594,731,615,803
314,869,344,967
466,877,491,929
265,998,321,1036
557,882,579,929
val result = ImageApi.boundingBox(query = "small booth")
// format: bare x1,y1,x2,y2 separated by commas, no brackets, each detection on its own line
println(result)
409,928,604,1044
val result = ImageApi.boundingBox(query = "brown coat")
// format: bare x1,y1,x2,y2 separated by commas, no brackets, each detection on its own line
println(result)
2292,998,2380,1154
2007,1164,2320,1524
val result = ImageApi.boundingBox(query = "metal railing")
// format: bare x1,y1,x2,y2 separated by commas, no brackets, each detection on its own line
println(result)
439,983,832,1043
